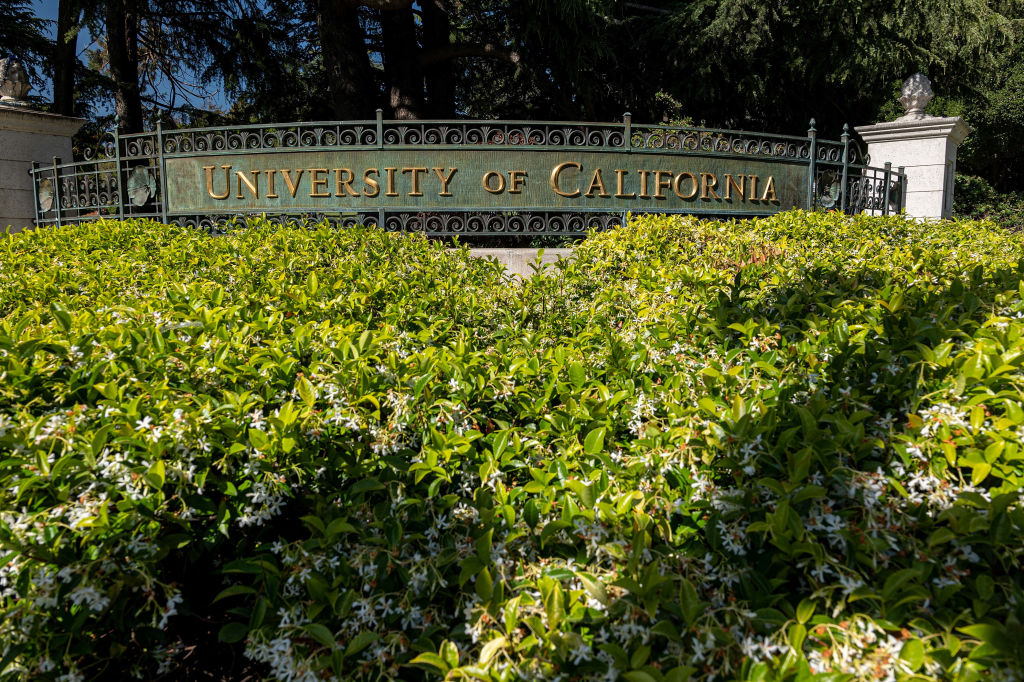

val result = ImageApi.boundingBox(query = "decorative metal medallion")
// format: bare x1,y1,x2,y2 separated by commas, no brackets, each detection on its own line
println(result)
37,178,54,212
816,170,841,209
127,167,157,206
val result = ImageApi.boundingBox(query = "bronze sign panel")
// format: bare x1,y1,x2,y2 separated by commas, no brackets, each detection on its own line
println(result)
164,149,806,215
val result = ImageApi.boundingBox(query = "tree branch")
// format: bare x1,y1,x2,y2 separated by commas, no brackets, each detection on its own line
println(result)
350,0,416,10
420,42,520,66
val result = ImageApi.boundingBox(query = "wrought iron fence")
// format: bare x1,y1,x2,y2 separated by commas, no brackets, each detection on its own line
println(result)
29,112,906,234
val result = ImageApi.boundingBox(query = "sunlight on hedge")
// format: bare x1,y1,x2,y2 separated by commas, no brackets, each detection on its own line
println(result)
0,212,1022,681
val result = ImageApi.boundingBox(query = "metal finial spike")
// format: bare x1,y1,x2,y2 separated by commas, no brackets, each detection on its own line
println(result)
842,123,849,133
809,118,816,129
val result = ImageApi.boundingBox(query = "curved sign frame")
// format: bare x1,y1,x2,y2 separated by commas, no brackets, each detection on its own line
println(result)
30,114,906,234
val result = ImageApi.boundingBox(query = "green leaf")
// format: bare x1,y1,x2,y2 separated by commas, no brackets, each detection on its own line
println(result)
249,428,269,450
882,568,919,599
49,302,72,333
217,622,249,644
476,567,493,601
305,623,336,648
971,461,992,486
788,623,807,651
440,640,460,669
630,645,651,668
479,636,507,664
568,362,586,388
958,624,1012,653
296,375,316,405
622,672,658,682
349,478,384,496
409,652,449,674
476,528,493,563
540,520,571,547
680,579,702,626
900,639,925,672
576,572,608,606
584,426,606,455
796,598,814,624
146,460,165,489
212,585,257,603
345,631,378,658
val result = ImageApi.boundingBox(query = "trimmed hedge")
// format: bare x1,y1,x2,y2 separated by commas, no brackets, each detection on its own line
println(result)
0,212,1023,681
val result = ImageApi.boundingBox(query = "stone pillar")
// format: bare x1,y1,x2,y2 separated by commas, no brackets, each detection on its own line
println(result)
0,57,84,232
855,74,969,220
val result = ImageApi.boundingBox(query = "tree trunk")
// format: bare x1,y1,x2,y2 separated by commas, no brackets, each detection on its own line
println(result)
313,0,377,120
422,0,454,118
53,0,80,116
380,3,423,119
105,0,143,132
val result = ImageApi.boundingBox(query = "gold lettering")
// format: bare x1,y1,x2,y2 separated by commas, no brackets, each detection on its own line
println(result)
674,172,698,200
433,167,456,196
614,169,635,198
384,167,399,197
748,175,759,201
282,169,304,198
760,175,777,202
638,170,651,199
203,164,231,200
700,172,720,200
654,170,673,199
584,168,610,198
509,170,527,194
402,167,427,196
550,162,582,198
334,168,359,197
309,168,330,198
724,174,745,201
235,170,259,199
363,168,380,197
482,170,506,193
265,169,278,198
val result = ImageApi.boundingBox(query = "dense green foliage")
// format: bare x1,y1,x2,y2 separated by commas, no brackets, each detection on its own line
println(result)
1,213,1024,680
955,175,1024,232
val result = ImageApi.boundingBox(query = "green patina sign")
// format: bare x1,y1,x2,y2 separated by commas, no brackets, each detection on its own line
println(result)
164,149,806,215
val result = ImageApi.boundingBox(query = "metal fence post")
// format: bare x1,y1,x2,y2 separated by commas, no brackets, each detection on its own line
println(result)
622,111,631,226
376,109,385,227
52,157,62,228
156,120,168,223
114,125,124,220
897,164,905,212
840,123,850,213
807,119,817,210
882,162,892,216
29,162,39,227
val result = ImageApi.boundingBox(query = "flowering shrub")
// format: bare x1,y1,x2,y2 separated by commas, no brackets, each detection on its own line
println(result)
1,212,1023,681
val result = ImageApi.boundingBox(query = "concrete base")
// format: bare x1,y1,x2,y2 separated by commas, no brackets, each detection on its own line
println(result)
0,104,84,232
467,248,574,277
855,115,969,220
